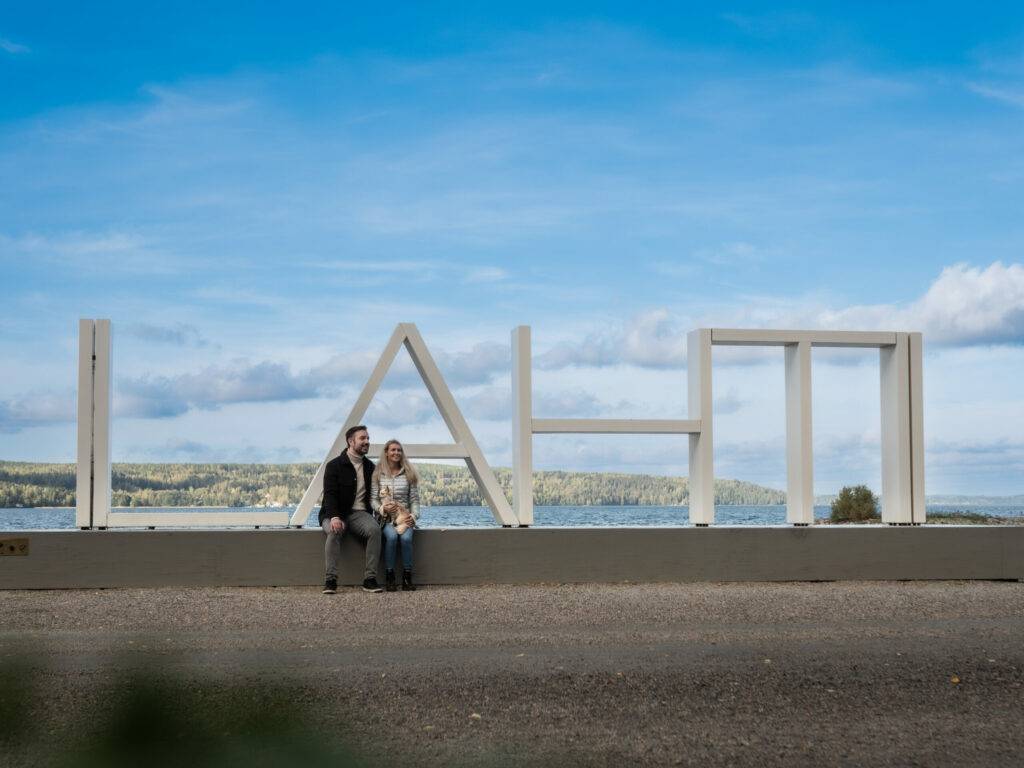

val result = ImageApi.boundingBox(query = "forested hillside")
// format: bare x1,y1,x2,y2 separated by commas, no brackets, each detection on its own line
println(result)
0,461,785,507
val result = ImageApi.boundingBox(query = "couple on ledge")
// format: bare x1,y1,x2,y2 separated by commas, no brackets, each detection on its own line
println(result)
319,425,420,594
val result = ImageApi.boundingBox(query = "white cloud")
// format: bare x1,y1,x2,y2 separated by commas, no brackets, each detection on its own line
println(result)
0,391,76,433
163,438,212,457
647,260,700,280
6,231,150,256
711,432,886,494
125,323,210,347
0,38,29,54
464,266,509,283
460,388,510,421
459,386,615,422
927,438,1024,470
966,82,1024,110
306,260,440,274
719,11,816,39
129,437,304,464
534,390,605,417
115,359,320,420
352,192,580,242
307,350,399,390
818,261,1024,346
115,383,189,419
537,309,688,369
531,433,690,476
139,85,256,126
436,342,510,385
0,230,177,275
365,394,439,428
693,241,766,266
174,359,317,404
712,436,787,484
922,439,1024,495
0,336,512,433
308,341,508,392
536,262,1024,371
713,388,744,415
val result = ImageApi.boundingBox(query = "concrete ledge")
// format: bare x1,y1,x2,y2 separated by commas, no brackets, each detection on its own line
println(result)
1,527,1022,589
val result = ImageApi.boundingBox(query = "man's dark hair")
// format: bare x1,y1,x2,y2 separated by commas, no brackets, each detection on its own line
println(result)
345,425,368,443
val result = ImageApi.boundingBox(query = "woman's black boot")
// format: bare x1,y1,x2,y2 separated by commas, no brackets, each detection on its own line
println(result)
402,570,415,591
385,569,397,592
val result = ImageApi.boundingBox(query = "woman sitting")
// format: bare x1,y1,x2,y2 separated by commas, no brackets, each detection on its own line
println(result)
370,439,420,592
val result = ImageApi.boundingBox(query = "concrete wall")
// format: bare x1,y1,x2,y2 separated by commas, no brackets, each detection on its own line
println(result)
1,527,1022,589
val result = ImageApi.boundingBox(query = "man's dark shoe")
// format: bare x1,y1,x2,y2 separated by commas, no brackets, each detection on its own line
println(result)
385,569,397,592
402,570,416,591
322,577,337,595
363,578,383,593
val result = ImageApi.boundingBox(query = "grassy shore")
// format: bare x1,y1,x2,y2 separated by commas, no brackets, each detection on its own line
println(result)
817,511,1024,525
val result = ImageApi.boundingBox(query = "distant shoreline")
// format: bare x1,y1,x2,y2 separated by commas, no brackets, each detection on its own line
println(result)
0,460,785,508
3,460,1020,508
6,499,1022,511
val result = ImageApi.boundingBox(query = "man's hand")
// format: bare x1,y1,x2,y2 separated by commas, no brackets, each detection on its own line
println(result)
330,516,345,535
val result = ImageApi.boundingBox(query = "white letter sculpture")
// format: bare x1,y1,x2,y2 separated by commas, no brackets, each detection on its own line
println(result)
290,323,517,527
74,320,924,528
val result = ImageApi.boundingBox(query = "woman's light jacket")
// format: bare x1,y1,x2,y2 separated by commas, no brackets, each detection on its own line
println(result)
370,468,420,523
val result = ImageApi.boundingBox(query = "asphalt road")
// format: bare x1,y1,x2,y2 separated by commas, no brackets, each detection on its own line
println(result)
1,581,1022,767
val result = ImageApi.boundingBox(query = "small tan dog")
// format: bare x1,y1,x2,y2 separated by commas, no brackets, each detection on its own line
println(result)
379,485,416,534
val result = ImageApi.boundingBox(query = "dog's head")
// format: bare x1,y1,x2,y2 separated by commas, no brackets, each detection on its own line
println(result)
379,486,393,499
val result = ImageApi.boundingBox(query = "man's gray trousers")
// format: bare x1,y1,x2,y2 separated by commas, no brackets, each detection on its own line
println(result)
322,511,381,582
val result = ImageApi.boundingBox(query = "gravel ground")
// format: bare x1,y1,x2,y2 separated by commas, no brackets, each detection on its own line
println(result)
1,581,1022,767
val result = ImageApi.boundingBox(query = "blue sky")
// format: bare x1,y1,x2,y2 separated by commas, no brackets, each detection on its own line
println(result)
2,3,1024,496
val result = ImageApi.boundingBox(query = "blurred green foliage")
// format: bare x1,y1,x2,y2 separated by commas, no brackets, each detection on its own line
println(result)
0,659,372,768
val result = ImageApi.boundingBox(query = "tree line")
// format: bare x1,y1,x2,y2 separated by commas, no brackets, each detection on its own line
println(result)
0,460,785,508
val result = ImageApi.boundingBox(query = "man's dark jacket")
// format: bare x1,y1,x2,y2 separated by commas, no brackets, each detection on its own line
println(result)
319,453,376,526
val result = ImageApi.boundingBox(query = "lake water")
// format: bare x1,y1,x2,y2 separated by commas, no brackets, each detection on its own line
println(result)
1,503,1021,529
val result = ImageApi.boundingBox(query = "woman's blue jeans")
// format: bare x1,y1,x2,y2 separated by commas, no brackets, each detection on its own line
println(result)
381,523,414,571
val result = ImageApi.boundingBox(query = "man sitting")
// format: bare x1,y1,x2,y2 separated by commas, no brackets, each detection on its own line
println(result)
319,425,383,593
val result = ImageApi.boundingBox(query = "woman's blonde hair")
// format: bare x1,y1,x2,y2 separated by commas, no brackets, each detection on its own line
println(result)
373,439,419,485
